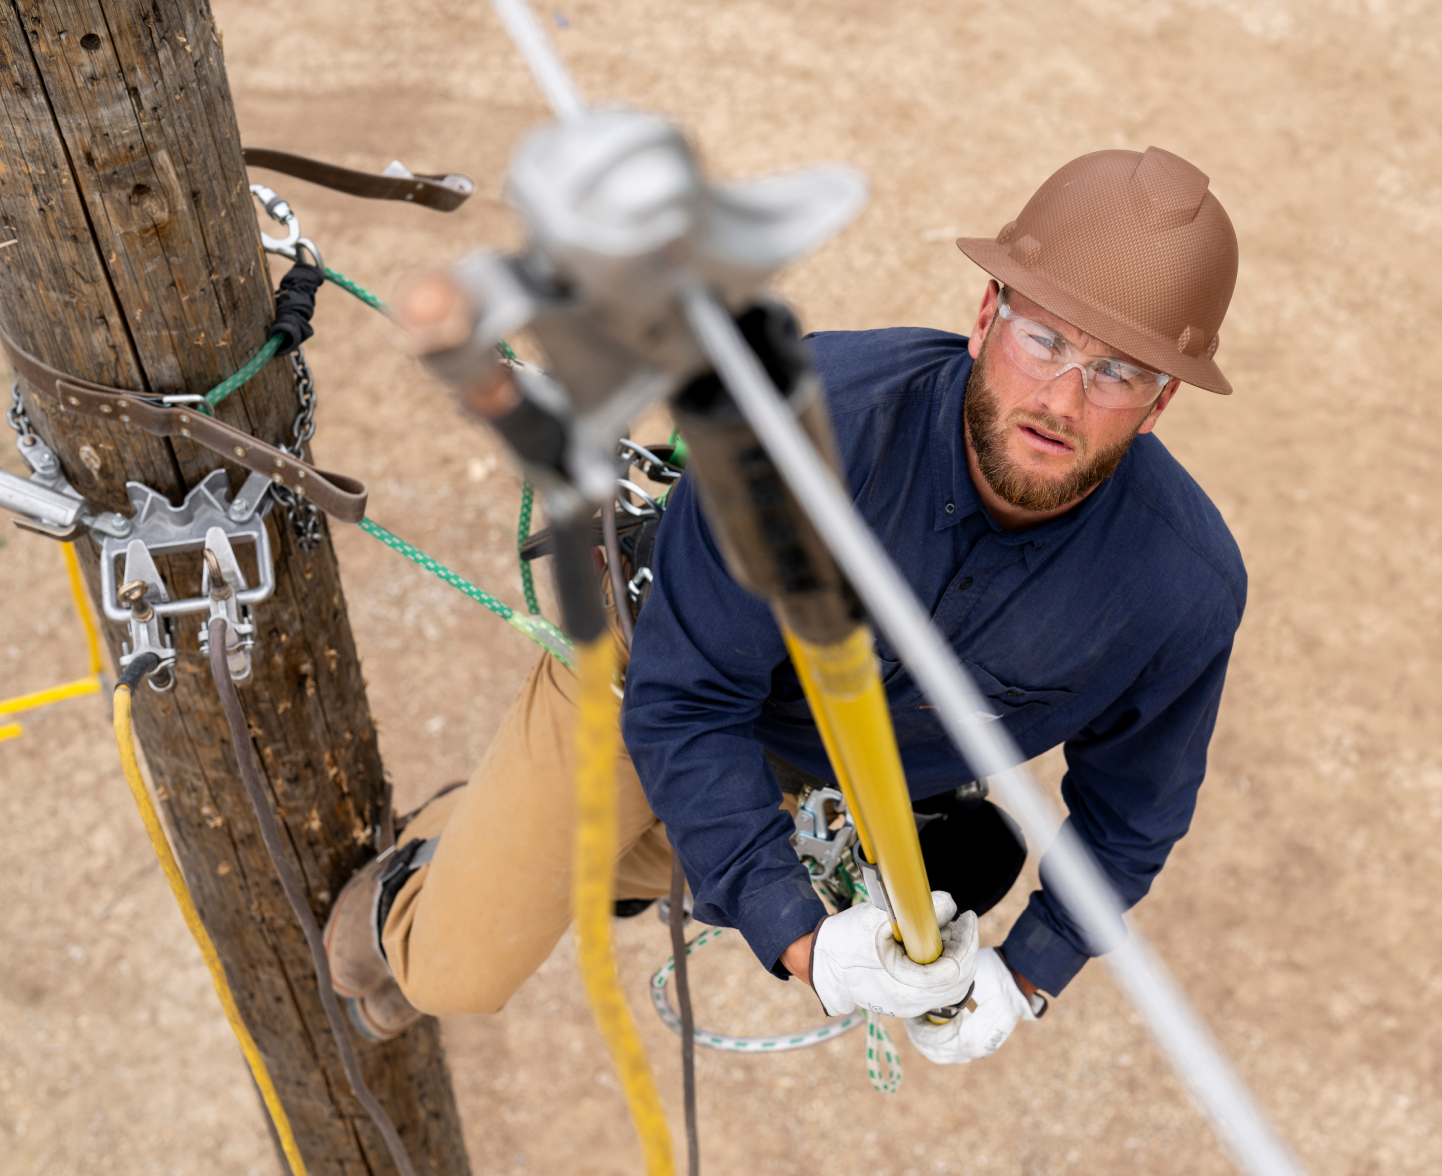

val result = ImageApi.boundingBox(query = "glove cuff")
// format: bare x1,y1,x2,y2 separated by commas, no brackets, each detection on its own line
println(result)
809,915,856,1017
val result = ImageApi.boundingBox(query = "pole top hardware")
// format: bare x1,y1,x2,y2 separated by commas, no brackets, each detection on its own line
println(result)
0,395,132,542
101,470,275,688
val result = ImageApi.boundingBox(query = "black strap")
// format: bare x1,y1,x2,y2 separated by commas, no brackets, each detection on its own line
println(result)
270,262,324,355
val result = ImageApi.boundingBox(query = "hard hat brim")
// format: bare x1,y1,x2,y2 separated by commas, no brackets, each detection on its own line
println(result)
954,237,1233,397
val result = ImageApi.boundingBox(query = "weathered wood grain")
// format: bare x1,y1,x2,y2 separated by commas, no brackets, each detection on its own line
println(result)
0,3,471,1173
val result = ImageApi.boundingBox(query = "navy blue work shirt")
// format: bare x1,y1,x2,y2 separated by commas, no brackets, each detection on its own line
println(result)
622,327,1246,995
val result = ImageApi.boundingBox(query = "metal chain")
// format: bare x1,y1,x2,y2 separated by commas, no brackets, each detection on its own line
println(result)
269,346,324,551
7,378,34,438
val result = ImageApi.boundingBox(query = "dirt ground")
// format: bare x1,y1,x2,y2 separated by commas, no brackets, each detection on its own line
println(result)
3,0,1440,1173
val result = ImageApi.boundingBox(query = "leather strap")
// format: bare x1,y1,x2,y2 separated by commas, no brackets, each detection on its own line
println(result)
0,324,368,524
242,148,475,213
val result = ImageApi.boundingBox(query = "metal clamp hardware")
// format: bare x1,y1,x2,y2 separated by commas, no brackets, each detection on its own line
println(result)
850,840,893,920
100,470,275,687
249,182,326,271
117,573,176,692
1,383,133,541
617,438,683,485
790,785,857,886
625,565,653,604
614,478,663,519
0,426,132,547
198,534,258,684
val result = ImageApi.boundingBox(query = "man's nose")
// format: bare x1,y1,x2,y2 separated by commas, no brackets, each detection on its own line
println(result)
1033,364,1089,421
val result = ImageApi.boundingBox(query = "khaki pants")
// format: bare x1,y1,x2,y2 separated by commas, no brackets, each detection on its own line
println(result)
381,651,675,1016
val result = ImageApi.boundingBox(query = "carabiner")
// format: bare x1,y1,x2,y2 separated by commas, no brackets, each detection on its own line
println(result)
249,183,301,253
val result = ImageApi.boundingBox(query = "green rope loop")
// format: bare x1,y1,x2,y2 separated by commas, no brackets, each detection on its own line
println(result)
864,1009,903,1094
323,266,388,313
358,518,574,668
517,480,542,616
203,334,283,410
198,261,566,654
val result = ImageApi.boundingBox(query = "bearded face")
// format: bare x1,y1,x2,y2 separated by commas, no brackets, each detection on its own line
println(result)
963,327,1150,514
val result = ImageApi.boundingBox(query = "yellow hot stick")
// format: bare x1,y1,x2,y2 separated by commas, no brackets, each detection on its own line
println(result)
63,542,105,677
113,685,309,1176
783,625,943,965
0,676,102,718
573,636,674,1176
0,721,22,743
781,629,877,866
0,543,105,724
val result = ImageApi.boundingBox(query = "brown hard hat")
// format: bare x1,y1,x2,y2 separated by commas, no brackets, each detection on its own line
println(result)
956,147,1239,395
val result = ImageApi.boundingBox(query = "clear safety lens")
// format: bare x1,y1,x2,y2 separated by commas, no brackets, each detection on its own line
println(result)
995,293,1169,409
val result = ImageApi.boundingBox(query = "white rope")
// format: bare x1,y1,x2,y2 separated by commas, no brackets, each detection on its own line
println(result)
651,926,867,1052
683,286,1307,1176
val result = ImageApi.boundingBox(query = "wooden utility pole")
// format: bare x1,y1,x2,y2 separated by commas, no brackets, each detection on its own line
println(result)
0,3,471,1173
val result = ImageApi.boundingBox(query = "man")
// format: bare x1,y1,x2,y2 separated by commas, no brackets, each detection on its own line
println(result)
326,145,1245,1067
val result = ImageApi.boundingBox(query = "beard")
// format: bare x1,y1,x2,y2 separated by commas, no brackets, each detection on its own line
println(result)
963,331,1144,513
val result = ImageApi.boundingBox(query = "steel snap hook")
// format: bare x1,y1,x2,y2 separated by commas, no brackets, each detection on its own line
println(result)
249,183,301,253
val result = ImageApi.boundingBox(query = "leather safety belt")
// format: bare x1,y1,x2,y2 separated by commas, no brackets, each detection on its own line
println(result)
242,148,476,213
0,322,368,524
0,146,484,522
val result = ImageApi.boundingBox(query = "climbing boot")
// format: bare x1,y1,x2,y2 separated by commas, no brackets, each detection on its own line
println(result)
322,852,396,1000
347,978,423,1043
324,784,463,1000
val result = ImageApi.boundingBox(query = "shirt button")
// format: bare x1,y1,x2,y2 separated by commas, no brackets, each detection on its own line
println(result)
944,502,956,514
957,576,973,591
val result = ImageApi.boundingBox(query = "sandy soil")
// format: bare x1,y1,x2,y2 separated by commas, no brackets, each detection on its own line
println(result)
3,0,1440,1173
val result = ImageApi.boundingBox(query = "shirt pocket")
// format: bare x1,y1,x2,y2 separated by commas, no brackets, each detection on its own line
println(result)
958,661,1074,736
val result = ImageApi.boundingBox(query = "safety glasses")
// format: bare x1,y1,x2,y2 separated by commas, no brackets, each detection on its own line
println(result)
993,289,1171,410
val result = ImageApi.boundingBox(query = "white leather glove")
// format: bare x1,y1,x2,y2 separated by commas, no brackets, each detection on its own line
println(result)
810,891,978,1018
904,946,1041,1063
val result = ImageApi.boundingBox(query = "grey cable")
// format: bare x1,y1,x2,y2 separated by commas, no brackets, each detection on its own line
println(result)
208,619,419,1176
682,287,1307,1176
489,0,587,122
669,856,699,1176
601,499,636,649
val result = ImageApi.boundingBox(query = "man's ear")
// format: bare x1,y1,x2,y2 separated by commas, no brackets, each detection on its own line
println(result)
967,280,1002,360
1136,378,1181,435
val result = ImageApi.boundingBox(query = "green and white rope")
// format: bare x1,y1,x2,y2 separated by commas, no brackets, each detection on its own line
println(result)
324,266,388,313
864,1009,903,1094
517,480,542,616
359,518,574,668
196,259,568,656
203,334,283,410
650,926,867,1052
318,266,544,625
